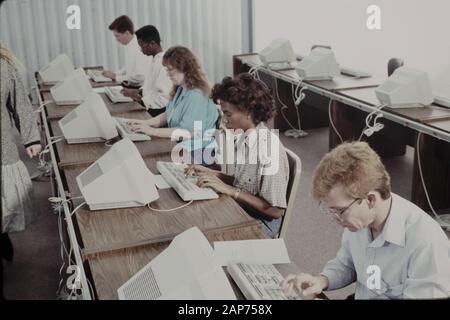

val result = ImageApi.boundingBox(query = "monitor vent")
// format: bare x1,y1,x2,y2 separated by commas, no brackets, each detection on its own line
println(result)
121,266,162,300
60,111,77,126
80,163,103,187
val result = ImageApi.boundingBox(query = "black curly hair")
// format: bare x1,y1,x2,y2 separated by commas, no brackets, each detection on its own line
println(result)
211,73,277,124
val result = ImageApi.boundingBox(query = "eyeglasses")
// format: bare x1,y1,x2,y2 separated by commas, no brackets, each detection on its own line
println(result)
319,198,362,217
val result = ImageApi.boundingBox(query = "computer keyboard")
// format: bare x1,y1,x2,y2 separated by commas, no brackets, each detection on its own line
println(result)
156,161,219,201
87,69,111,83
266,62,297,71
228,262,298,300
113,117,151,142
105,86,133,103
340,66,372,79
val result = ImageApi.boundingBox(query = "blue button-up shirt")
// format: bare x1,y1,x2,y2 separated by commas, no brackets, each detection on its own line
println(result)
321,193,450,299
166,86,218,139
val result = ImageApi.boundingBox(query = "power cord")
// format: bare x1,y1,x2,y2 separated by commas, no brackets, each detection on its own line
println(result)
276,78,307,138
50,195,86,299
147,200,194,212
358,104,387,141
248,66,261,80
34,101,52,113
38,137,64,171
416,132,450,231
328,98,344,144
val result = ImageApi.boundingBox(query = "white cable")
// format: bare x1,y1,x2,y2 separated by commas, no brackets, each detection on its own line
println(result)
275,77,307,138
66,248,76,300
358,104,387,141
70,201,87,217
328,98,344,144
34,101,52,113
38,137,64,167
416,132,450,230
248,65,261,80
104,139,115,147
147,200,194,212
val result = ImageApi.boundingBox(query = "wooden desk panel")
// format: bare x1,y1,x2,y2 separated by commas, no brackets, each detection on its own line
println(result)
64,155,258,252
49,115,177,168
337,87,450,134
42,92,145,120
278,69,384,92
86,226,266,300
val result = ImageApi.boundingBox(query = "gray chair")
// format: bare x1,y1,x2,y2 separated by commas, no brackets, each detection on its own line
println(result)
278,148,302,239
387,58,404,76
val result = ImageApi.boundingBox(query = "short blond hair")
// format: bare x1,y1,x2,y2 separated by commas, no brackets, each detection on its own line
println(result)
312,142,391,200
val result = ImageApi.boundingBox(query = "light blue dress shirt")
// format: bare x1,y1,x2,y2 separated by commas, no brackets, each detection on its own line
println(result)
321,193,450,299
165,86,218,145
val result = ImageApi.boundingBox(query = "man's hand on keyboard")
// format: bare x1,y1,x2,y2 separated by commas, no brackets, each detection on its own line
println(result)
130,123,156,137
102,70,116,81
197,174,234,195
281,273,329,298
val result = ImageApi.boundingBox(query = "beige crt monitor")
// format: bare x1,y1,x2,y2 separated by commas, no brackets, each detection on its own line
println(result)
259,38,297,70
76,138,159,211
58,92,119,144
50,68,93,105
295,47,340,80
375,67,434,108
39,54,75,85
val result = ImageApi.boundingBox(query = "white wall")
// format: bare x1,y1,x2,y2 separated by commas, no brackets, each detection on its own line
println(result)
254,0,450,77
0,0,243,88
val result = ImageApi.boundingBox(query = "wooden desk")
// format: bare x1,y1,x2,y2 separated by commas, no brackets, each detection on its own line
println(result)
49,113,177,169
42,91,145,120
84,227,266,300
36,70,266,301
63,153,260,253
277,69,384,92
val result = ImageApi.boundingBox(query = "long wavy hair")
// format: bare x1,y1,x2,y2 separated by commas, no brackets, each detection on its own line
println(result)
0,45,24,72
162,46,211,99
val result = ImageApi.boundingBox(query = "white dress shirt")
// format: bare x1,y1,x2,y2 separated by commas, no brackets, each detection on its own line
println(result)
321,193,450,299
141,51,172,110
115,35,149,84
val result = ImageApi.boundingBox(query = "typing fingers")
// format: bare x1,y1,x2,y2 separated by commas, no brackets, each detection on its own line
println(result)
197,175,216,187
127,119,140,125
184,165,195,177
131,124,144,133
302,282,323,297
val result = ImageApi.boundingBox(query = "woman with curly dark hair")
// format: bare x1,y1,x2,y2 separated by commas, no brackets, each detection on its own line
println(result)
186,73,290,238
128,46,218,143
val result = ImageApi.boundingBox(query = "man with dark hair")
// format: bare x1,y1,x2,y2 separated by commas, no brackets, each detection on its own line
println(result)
122,25,171,117
102,15,148,84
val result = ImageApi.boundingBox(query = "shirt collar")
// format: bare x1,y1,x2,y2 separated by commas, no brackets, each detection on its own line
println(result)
368,193,406,248
154,51,165,60
127,34,137,48
235,122,267,147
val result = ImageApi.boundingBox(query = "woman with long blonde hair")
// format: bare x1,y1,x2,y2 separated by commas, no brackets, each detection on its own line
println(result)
1,45,42,277
128,46,218,144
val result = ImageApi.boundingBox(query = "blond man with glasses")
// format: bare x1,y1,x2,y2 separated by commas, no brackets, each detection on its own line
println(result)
282,141,450,299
